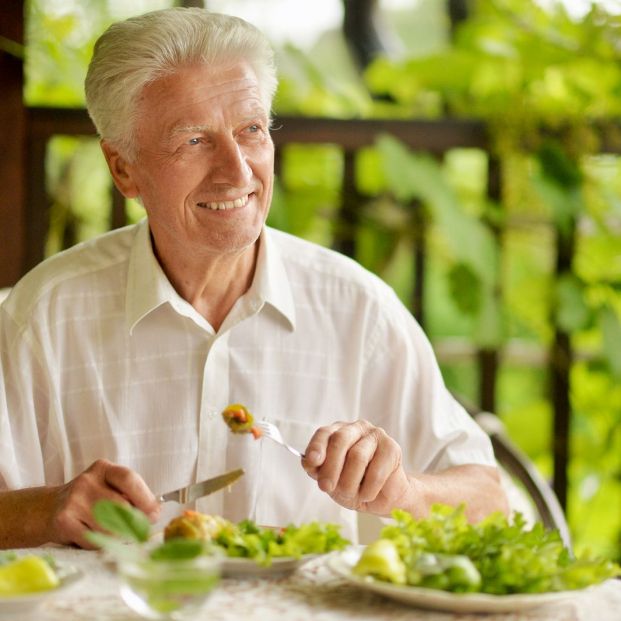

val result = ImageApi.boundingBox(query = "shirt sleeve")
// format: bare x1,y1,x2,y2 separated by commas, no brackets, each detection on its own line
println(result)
0,304,49,489
359,288,496,474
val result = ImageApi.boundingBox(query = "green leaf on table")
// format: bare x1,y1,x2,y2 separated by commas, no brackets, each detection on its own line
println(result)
92,499,150,543
149,539,205,561
85,531,141,562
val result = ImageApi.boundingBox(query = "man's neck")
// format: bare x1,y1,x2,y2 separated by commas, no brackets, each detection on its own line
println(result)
154,238,260,332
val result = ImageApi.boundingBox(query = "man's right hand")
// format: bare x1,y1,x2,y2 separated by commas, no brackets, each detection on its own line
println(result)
0,459,160,549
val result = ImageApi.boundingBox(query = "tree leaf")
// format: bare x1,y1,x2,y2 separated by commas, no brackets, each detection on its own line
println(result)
376,134,499,286
473,286,504,348
598,305,621,378
555,274,592,332
448,263,482,316
537,140,582,189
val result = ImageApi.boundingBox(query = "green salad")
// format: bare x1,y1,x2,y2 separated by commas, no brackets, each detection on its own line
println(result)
89,501,350,568
164,509,350,566
213,518,350,565
353,504,620,595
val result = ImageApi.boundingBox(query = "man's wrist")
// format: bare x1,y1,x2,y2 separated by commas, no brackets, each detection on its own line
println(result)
0,485,60,549
393,473,429,519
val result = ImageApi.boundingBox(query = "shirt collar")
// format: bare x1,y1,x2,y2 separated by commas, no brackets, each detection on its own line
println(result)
125,219,180,333
249,226,296,331
125,220,296,333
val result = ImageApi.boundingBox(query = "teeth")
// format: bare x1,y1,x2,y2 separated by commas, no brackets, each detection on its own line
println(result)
198,195,249,210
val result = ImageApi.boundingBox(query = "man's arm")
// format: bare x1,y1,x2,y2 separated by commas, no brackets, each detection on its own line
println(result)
302,420,509,522
0,459,160,549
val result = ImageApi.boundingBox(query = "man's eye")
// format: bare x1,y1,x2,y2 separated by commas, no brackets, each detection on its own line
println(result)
246,124,261,133
188,137,201,145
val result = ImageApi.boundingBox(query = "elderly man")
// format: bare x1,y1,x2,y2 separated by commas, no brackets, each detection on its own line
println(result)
0,8,507,549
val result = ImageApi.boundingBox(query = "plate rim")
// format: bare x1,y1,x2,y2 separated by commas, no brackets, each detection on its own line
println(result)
221,552,321,577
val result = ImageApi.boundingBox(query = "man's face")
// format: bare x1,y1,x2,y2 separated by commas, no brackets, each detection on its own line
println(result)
116,61,274,261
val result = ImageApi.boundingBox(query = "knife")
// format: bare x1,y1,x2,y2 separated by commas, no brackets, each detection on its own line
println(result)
158,468,244,504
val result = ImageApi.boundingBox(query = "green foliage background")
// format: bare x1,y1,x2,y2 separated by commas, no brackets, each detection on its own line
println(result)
23,0,621,560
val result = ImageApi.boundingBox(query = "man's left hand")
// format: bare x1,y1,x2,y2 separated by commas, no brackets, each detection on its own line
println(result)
301,420,411,515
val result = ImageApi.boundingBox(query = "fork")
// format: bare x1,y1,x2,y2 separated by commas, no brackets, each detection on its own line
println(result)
256,420,305,458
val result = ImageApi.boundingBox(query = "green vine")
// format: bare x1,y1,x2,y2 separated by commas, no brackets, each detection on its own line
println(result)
275,0,621,561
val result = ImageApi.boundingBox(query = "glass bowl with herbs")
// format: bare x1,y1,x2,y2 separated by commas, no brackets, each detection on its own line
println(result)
88,501,221,620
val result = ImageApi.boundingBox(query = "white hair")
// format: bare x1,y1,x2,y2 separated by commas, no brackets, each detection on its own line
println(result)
85,7,278,160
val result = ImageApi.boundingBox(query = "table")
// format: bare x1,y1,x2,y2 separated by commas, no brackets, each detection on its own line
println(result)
7,547,621,621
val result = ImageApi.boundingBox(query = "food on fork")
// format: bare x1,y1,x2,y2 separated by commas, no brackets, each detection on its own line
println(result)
221,403,262,439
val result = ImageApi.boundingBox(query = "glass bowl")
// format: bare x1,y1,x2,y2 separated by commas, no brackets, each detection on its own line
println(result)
117,554,220,620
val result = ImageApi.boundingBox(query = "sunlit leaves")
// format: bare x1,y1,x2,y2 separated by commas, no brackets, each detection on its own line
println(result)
376,134,498,286
448,263,482,315
375,133,502,346
554,274,592,332
598,305,621,378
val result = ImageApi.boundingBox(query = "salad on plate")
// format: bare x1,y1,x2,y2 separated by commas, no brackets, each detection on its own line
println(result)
164,509,350,570
331,504,620,612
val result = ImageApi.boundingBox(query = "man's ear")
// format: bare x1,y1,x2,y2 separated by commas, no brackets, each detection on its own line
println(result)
100,140,140,198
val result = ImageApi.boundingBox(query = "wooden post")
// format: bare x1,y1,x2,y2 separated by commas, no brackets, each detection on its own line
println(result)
478,154,503,413
342,0,388,71
411,199,426,327
0,1,26,286
550,222,576,511
333,150,359,258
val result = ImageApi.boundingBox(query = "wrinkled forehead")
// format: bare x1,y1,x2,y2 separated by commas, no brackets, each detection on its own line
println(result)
140,62,265,114
132,62,269,141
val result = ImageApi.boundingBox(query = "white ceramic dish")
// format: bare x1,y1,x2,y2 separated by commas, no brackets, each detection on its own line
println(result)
0,563,83,618
328,547,587,614
222,554,317,578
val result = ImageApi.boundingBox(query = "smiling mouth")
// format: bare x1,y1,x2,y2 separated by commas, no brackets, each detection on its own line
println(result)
196,194,250,211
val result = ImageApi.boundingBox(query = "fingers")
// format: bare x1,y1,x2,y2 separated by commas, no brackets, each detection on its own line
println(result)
303,420,404,510
303,422,343,472
319,423,377,494
102,461,160,520
49,459,159,548
357,434,402,502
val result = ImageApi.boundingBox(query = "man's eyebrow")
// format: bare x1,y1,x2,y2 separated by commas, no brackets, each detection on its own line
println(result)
170,114,267,136
171,125,210,135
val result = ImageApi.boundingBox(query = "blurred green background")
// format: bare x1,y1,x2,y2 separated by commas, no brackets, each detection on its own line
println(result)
22,0,621,561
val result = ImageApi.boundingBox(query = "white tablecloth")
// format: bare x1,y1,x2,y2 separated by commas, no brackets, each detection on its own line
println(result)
5,547,621,621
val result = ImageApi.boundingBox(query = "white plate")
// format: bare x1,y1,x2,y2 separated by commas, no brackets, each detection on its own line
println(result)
0,562,83,618
222,554,317,578
329,548,588,614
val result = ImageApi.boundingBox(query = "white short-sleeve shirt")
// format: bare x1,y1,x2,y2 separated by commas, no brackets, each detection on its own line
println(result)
0,220,495,541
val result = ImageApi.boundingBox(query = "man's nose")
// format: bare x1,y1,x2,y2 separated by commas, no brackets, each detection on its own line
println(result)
210,138,252,186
